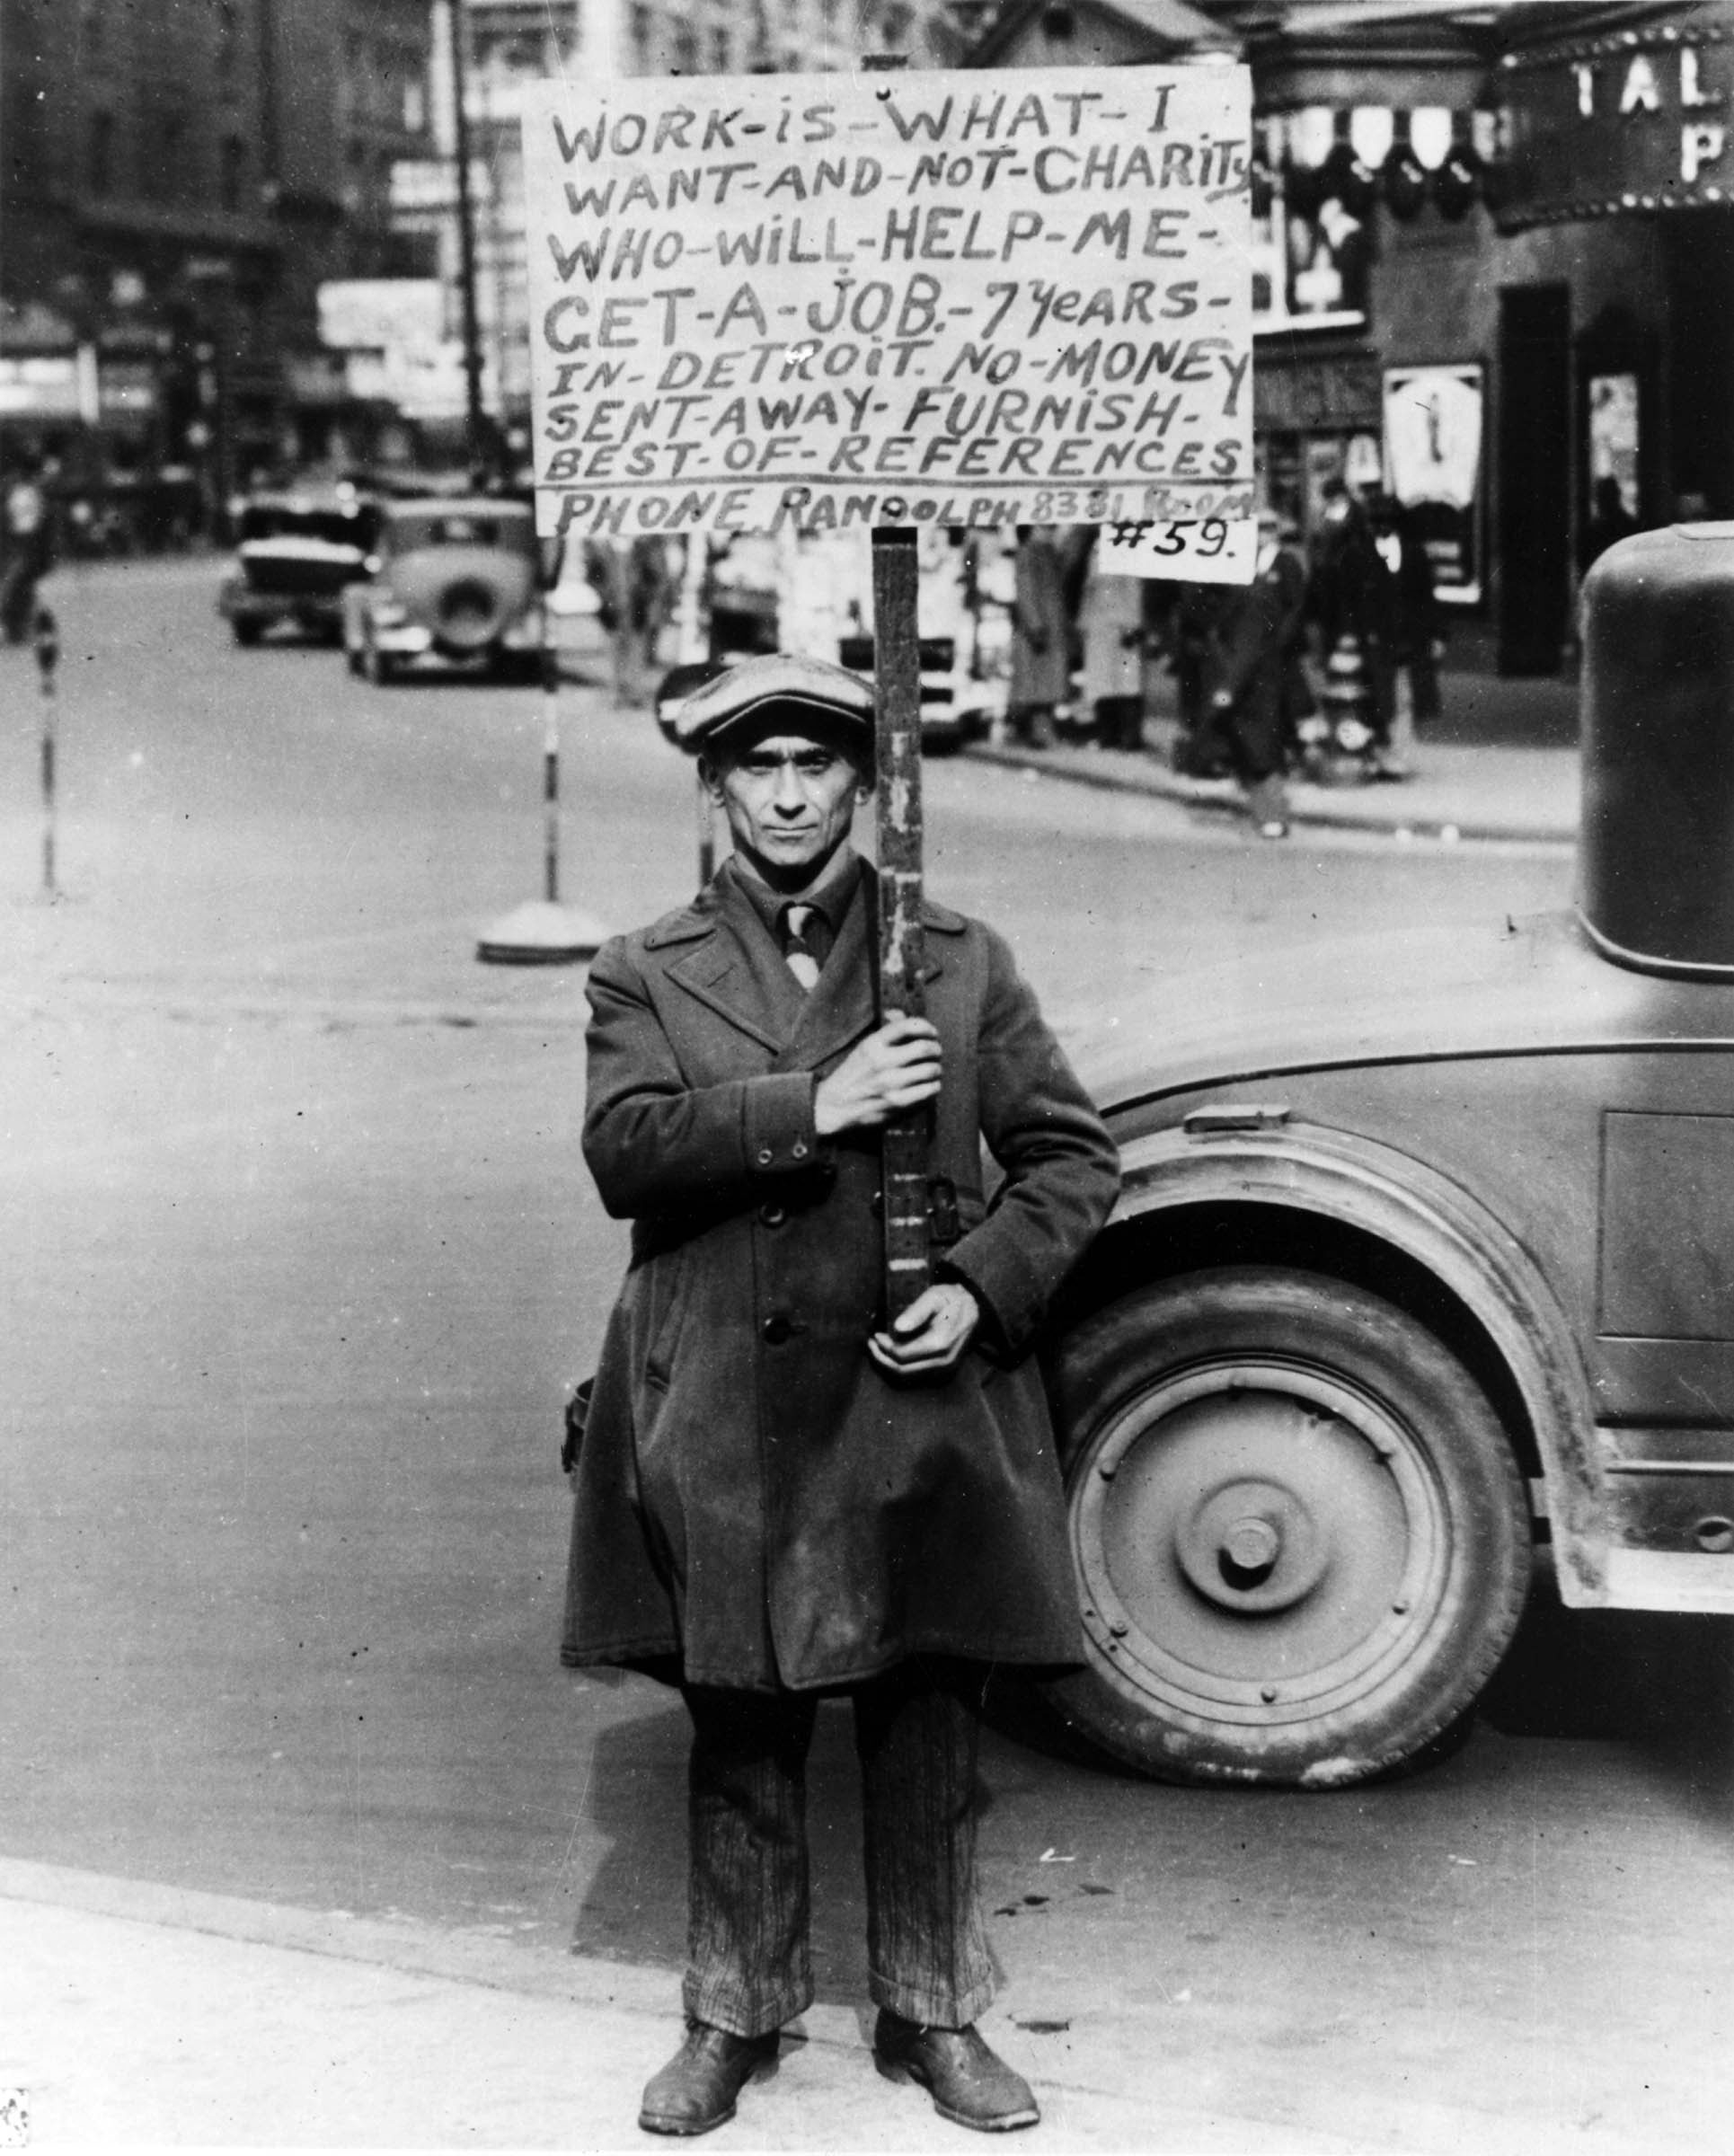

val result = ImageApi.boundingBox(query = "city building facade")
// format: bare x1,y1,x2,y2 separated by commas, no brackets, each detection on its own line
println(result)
0,0,436,535
443,0,991,460
971,0,1734,676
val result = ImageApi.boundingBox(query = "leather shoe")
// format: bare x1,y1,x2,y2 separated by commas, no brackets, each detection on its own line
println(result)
872,2010,1040,2132
639,2021,779,2137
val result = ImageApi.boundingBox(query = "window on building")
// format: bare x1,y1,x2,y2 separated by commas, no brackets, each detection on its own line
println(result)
89,109,115,197
221,133,246,212
673,22,699,72
711,24,731,69
217,0,239,84
404,73,427,133
146,115,188,201
629,4,652,66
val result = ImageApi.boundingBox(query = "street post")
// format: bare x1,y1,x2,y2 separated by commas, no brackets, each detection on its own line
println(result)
475,536,612,963
35,604,59,901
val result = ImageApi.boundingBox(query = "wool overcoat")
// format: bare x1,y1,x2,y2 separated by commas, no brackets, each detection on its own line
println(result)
561,856,1120,1692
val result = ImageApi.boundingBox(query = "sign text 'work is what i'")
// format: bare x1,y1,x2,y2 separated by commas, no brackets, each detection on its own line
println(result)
522,66,1254,572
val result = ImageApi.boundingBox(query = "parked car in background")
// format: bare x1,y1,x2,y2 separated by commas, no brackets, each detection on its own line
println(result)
342,497,543,683
835,632,993,753
1040,521,1734,1789
218,484,380,646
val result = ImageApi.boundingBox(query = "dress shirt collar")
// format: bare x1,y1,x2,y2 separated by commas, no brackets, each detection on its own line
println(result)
728,844,863,945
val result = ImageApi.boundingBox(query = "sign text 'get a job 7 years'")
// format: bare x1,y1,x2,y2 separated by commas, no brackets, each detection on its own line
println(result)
522,66,1252,547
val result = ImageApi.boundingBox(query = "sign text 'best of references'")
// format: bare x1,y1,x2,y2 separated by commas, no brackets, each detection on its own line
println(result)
522,66,1253,578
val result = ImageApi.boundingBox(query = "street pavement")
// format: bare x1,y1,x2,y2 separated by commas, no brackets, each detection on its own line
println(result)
6,563,1711,2156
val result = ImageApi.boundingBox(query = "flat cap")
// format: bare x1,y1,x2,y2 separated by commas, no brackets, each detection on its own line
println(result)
660,651,875,755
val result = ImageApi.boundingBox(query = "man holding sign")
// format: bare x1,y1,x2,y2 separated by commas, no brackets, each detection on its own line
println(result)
563,651,1118,2134
527,51,1251,2132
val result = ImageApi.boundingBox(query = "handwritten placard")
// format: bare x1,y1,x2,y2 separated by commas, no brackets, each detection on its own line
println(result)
1097,509,1256,584
521,66,1252,546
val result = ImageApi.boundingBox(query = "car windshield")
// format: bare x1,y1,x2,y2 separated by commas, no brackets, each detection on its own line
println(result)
240,504,378,548
387,510,535,553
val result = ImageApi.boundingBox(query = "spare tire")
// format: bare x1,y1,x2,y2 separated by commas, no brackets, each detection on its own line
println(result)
436,575,509,652
392,541,535,658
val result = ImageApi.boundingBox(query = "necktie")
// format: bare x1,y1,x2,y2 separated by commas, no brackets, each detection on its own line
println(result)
779,903,823,989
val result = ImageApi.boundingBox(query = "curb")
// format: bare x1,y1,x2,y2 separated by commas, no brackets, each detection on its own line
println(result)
0,1859,1385,2153
963,741,1578,846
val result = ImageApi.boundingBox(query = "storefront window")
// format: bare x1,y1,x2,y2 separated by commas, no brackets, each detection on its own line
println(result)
1587,373,1640,520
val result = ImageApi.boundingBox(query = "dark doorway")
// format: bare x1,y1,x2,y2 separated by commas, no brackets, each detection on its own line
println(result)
1498,284,1570,675
1661,216,1734,519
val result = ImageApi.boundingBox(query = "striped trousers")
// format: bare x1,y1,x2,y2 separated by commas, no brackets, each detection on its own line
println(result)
681,1660,995,2037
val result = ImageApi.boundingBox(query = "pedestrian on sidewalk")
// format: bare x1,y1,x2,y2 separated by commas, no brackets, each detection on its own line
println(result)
585,535,679,706
1,456,54,647
1074,529,1149,749
1364,490,1443,779
1167,579,1235,776
1005,525,1070,747
562,652,1119,2139
1199,510,1305,836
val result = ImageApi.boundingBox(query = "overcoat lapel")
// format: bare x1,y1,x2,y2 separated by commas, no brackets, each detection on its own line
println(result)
660,855,953,1069
662,871,804,1052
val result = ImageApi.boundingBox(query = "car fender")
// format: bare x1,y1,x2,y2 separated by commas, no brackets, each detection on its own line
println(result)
1105,1118,1609,1605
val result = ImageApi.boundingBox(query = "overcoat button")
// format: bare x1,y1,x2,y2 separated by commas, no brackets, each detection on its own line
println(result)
762,1313,792,1344
759,1203,787,1227
792,1141,809,1160
756,1146,774,1165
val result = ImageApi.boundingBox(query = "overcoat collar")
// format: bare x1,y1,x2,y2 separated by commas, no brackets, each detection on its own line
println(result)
652,855,966,1064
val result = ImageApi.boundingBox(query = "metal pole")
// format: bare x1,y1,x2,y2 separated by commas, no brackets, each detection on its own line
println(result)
871,526,931,1321
447,0,490,477
35,606,60,899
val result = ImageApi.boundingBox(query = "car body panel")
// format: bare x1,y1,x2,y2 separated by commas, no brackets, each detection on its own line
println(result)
1075,907,1734,1117
1074,905,1734,1613
218,492,379,636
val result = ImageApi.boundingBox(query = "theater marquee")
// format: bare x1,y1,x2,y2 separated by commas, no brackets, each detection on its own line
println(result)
1498,6,1734,225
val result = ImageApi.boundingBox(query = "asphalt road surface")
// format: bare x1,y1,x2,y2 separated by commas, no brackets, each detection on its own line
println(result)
2,559,1730,2151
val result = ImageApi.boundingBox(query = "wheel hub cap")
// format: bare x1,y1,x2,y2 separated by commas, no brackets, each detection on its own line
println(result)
1074,1360,1450,1725
1176,1480,1326,1612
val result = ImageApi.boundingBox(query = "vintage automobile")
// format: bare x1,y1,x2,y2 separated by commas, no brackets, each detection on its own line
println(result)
1040,521,1734,1789
217,485,380,646
836,633,995,754
342,497,543,683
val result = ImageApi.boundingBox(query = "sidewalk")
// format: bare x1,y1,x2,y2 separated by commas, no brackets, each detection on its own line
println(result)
4,1851,1710,2155
966,669,1581,845
0,1860,1383,2154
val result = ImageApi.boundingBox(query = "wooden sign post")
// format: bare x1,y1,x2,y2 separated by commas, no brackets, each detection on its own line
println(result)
871,524,930,1316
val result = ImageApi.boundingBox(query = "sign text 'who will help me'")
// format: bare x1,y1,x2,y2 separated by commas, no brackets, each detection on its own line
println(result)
522,66,1253,567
